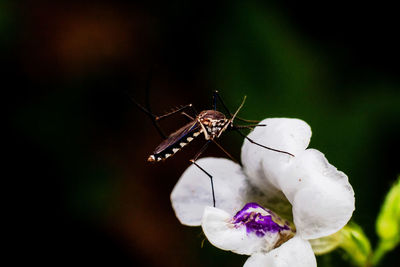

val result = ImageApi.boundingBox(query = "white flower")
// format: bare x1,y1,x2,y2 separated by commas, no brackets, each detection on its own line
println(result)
171,118,355,267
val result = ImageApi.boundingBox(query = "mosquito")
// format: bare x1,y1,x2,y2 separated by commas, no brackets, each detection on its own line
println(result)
131,90,294,207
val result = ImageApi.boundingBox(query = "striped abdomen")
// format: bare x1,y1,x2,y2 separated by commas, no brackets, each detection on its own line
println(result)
148,121,202,162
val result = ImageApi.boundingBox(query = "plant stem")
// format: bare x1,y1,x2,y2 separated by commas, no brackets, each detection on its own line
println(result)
371,241,391,266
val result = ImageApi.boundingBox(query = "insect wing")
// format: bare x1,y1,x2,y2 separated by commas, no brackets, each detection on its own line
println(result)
153,121,200,154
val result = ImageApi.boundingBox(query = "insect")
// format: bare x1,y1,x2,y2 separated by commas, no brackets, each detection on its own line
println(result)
131,90,294,207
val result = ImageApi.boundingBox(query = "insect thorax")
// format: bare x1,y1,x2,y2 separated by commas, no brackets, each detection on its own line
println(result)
198,110,229,139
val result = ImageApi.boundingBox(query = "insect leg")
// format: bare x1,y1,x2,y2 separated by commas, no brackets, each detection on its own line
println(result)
215,91,264,127
212,91,217,110
142,67,168,138
213,90,232,115
126,68,167,138
230,116,261,123
130,98,197,139
156,104,197,121
128,96,167,139
213,91,249,124
234,124,266,129
130,67,198,139
190,161,216,207
211,140,238,163
189,140,216,207
192,140,212,161
233,128,295,157
181,111,194,121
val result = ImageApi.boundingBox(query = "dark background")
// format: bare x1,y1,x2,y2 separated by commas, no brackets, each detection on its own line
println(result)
5,0,399,266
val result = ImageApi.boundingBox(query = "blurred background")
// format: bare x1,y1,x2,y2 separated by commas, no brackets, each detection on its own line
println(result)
5,0,399,266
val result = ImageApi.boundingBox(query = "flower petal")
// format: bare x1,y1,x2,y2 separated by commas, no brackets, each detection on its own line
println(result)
201,206,290,255
243,236,316,267
285,149,355,239
241,118,354,239
170,157,248,226
241,118,311,196
241,118,311,214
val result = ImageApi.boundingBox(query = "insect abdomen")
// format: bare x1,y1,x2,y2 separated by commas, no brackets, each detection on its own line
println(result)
148,130,202,162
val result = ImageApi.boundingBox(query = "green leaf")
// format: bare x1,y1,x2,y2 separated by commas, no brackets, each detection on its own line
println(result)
309,231,342,255
339,222,372,266
372,176,400,265
376,177,400,244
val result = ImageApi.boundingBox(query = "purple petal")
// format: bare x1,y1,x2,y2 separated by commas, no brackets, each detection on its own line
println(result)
232,203,293,237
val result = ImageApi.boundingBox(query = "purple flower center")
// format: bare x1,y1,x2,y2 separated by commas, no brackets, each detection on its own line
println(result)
232,203,291,237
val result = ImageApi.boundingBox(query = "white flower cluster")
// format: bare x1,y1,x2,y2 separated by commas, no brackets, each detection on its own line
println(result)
171,118,355,267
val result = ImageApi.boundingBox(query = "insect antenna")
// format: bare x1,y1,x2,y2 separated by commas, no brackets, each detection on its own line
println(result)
213,91,254,124
229,95,247,123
